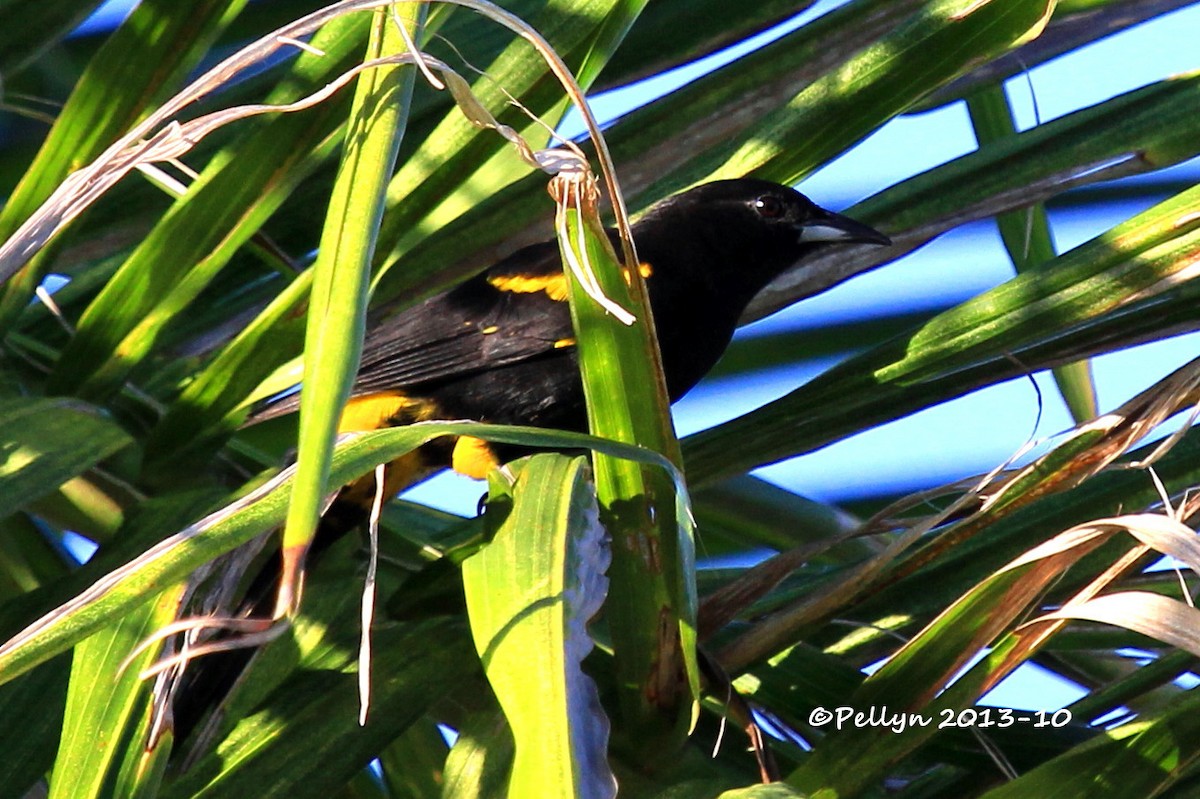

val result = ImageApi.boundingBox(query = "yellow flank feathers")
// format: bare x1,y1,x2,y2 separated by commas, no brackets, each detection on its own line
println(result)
339,451,432,507
452,435,500,479
333,393,444,507
488,272,570,301
553,337,575,349
337,392,438,433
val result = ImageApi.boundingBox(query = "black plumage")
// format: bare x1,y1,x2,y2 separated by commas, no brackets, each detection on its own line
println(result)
173,178,888,745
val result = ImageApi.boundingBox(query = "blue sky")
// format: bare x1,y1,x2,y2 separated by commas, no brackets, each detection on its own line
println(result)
413,1,1200,512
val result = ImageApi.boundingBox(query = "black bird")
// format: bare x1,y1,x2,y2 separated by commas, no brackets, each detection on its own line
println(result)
255,178,888,493
172,177,889,744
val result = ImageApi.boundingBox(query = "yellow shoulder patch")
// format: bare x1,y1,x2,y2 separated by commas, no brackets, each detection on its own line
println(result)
620,262,654,285
338,392,438,434
488,272,569,301
452,435,500,480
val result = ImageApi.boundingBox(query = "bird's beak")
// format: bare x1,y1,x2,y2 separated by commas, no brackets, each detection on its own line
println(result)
796,211,891,247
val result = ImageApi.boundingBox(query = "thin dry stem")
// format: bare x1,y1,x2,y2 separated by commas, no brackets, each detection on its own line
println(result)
0,0,637,292
715,355,1200,673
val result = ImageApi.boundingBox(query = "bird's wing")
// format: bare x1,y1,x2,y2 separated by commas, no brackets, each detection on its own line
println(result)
351,240,574,394
248,240,575,422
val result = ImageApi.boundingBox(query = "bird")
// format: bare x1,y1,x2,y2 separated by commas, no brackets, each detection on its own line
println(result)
253,178,889,502
170,177,889,745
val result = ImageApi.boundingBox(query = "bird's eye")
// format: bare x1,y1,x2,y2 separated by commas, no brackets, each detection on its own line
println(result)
754,195,785,218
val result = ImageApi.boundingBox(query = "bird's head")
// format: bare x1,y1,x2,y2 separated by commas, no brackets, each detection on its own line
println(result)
667,177,887,247
635,178,890,306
